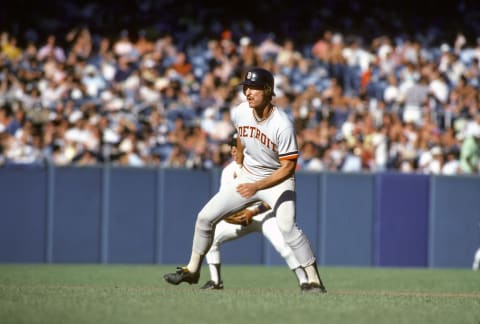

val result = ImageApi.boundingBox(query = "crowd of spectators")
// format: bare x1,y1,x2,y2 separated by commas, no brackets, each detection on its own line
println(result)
0,1,479,175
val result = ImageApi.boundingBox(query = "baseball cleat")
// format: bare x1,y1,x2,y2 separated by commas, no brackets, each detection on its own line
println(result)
163,266,200,285
301,282,327,293
200,280,224,290
308,282,327,293
300,283,311,292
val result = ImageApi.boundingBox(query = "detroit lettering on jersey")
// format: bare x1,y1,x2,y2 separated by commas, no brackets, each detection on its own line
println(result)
237,126,277,152
232,103,299,169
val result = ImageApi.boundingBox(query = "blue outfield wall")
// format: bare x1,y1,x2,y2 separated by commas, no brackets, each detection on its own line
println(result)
374,173,430,267
0,166,48,263
429,176,480,268
52,167,103,263
322,173,375,267
0,165,479,268
108,167,157,264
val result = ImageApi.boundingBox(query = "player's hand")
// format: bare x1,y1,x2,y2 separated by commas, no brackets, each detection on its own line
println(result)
236,182,257,198
224,208,255,226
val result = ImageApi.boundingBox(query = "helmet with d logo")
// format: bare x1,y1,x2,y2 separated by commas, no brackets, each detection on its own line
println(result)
241,67,276,96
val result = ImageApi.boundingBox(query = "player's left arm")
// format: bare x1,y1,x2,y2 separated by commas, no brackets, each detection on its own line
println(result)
236,158,296,198
223,201,271,226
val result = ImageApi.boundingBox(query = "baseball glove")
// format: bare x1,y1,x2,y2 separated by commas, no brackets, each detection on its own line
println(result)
224,208,255,226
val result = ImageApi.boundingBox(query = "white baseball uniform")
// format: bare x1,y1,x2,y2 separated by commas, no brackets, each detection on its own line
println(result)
191,102,317,267
473,247,480,271
205,159,301,270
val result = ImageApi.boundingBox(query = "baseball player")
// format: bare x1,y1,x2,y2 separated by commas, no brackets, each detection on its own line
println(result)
473,223,480,271
200,133,308,290
164,67,327,292
473,248,480,271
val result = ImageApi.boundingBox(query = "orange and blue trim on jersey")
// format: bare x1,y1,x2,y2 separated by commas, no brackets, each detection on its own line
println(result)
279,152,299,161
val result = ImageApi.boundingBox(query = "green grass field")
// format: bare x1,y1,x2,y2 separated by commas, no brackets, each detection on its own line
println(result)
0,264,479,324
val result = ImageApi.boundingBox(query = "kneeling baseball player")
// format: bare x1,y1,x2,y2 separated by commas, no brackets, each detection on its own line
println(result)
200,134,308,290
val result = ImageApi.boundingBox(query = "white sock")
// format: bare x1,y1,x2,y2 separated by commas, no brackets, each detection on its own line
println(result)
186,252,202,273
209,264,221,283
304,264,320,284
293,267,308,285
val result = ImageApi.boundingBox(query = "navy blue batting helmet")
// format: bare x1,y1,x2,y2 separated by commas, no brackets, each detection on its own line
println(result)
241,67,276,96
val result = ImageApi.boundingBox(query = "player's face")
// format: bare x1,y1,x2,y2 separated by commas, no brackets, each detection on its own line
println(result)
243,85,269,109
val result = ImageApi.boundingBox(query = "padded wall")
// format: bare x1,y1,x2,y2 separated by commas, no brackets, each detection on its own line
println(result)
375,173,429,267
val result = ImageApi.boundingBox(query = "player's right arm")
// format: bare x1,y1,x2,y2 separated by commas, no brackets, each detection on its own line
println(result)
236,158,296,198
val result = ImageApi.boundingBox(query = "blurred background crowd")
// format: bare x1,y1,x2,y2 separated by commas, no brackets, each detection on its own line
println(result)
0,0,479,174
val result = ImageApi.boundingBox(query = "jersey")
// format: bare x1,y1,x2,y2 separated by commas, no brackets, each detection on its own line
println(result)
231,102,299,180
